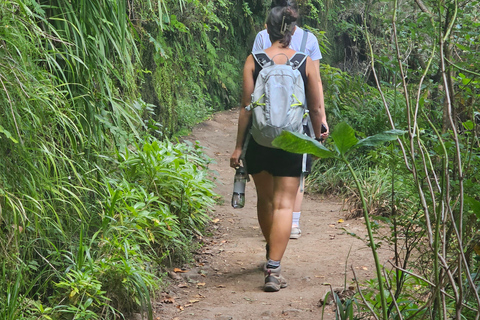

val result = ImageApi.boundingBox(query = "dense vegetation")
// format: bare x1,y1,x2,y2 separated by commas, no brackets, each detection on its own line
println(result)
1,0,479,319
0,0,254,318
301,0,480,318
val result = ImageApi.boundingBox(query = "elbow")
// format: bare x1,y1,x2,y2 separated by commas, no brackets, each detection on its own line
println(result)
308,105,321,116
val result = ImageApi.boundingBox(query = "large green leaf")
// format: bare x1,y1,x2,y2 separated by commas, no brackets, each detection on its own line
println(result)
355,129,406,148
272,131,336,159
465,196,480,219
330,122,357,155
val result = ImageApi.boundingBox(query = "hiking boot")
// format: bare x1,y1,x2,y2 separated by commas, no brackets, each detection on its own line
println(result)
264,266,287,292
290,226,302,239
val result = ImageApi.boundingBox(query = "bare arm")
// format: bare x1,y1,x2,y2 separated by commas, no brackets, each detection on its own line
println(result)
306,58,328,140
230,55,255,168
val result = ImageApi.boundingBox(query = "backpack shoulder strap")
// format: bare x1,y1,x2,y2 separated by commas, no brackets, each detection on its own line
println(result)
299,29,309,53
252,50,272,68
289,52,308,70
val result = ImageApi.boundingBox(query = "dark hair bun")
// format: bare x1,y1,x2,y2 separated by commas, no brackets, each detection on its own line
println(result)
266,5,298,47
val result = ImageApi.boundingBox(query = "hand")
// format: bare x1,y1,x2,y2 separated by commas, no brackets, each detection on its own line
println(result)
320,123,329,141
230,148,242,168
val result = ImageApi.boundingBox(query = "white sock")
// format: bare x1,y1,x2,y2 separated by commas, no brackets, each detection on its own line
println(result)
292,211,301,228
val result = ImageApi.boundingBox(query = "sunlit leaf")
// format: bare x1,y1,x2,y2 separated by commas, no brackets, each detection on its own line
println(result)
355,129,406,148
330,122,357,155
272,131,335,158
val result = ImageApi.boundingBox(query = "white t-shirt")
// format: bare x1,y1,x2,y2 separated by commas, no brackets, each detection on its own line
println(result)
252,26,322,61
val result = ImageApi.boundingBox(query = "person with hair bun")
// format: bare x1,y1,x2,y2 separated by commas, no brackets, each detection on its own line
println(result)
230,5,328,292
252,0,328,241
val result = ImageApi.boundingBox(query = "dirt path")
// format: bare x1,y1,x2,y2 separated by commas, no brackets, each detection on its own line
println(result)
152,109,389,320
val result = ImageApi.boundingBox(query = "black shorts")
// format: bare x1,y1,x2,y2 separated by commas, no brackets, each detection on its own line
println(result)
244,137,311,177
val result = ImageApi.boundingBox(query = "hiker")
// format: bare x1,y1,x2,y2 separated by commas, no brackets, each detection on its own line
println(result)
229,5,328,292
252,0,326,240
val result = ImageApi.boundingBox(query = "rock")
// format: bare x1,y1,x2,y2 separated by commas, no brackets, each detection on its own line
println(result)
168,271,182,281
282,308,302,315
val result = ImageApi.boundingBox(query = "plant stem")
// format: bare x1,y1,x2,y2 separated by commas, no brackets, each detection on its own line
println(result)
342,154,388,320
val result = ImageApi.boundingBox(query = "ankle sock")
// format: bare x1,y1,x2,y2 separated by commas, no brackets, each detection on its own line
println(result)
292,211,301,227
266,259,280,269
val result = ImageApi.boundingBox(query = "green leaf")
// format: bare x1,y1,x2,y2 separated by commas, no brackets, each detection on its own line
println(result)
462,120,474,130
356,129,406,148
330,122,357,155
465,196,480,218
0,125,18,143
272,131,336,159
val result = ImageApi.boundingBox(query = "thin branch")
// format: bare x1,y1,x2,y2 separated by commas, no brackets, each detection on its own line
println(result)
414,0,433,15
446,58,480,77
383,268,404,320
351,267,380,320
365,1,411,173
388,261,478,312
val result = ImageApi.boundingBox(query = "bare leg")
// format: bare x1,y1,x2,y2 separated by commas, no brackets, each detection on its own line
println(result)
293,176,305,213
252,172,299,261
251,171,274,242
268,176,299,260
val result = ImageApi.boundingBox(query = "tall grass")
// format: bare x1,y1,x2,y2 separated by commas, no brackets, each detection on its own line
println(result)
0,0,218,318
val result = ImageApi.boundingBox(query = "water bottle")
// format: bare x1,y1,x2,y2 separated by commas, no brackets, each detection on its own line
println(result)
231,166,247,208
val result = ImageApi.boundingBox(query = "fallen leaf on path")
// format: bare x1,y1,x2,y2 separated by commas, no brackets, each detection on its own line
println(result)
361,266,368,270
174,268,188,273
197,282,206,287
315,275,325,278
189,299,200,303
162,297,175,304
321,282,331,286
217,284,226,288
338,219,344,223
328,224,335,228
212,218,220,223
178,283,189,288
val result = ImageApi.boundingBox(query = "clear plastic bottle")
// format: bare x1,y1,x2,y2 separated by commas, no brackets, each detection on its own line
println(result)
231,166,247,208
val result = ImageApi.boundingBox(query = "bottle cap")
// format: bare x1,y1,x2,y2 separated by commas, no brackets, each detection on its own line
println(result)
236,166,246,174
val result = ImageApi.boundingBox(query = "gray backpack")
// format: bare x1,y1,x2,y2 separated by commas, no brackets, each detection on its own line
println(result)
247,51,308,148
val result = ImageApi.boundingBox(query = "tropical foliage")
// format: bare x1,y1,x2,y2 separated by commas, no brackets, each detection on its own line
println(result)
0,0,242,318
1,0,480,318
295,0,480,318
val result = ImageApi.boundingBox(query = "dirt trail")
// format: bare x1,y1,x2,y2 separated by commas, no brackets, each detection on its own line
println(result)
152,109,390,320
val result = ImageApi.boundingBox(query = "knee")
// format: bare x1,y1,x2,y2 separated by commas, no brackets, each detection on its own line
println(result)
257,196,274,209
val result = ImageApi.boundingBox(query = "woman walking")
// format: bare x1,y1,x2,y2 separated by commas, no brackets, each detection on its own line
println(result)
230,5,328,292
252,0,326,240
